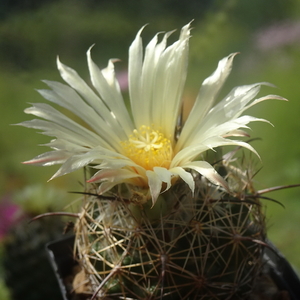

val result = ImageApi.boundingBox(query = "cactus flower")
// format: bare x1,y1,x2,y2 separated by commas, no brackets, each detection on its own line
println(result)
19,23,284,205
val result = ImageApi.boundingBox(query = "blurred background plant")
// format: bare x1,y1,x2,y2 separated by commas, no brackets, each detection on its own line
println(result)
1,0,300,299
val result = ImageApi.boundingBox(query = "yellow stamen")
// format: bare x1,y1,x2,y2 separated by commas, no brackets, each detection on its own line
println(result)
121,126,173,170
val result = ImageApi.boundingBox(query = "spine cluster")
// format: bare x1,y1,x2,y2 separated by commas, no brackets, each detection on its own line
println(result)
74,165,265,300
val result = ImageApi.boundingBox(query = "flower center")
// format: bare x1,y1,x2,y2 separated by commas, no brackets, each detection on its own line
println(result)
121,126,173,170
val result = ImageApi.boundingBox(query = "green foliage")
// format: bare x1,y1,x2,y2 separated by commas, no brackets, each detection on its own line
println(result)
230,0,298,29
0,279,10,300
13,184,71,214
1,4,300,298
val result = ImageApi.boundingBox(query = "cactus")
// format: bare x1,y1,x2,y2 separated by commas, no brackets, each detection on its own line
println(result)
3,217,66,300
2,185,71,300
17,22,287,299
73,153,266,300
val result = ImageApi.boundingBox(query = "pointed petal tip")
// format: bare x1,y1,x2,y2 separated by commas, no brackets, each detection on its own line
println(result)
182,161,230,193
21,159,41,166
11,122,23,127
48,169,62,182
87,44,96,54
183,20,194,30
110,58,121,64
86,177,97,183
56,56,65,72
180,21,193,39
56,56,69,73
136,24,148,37
269,95,288,101
188,19,194,25
22,157,45,165
255,81,283,89
56,55,61,65
206,170,230,193
47,174,58,182
228,52,240,63
231,52,240,57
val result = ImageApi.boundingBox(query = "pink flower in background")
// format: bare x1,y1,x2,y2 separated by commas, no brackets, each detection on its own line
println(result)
255,20,300,51
0,195,23,239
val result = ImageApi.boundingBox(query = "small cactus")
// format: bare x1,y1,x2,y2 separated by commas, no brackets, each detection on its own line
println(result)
2,185,71,300
3,217,66,300
17,22,288,299
74,154,266,299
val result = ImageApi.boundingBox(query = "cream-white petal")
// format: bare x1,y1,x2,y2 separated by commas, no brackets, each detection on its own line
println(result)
38,81,121,143
207,83,263,120
153,167,173,191
128,26,144,127
169,167,195,192
97,182,120,195
128,23,191,139
20,102,120,153
47,146,127,180
178,83,265,150
138,32,173,127
172,136,259,167
43,138,91,153
138,33,161,126
151,24,191,138
23,151,71,166
240,94,288,114
182,161,229,191
96,158,142,170
87,49,134,136
18,119,103,150
49,154,100,180
146,170,163,206
191,116,271,146
57,58,126,142
24,103,103,142
178,53,237,149
88,168,142,183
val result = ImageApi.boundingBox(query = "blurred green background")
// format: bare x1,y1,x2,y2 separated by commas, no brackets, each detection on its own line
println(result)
1,0,300,298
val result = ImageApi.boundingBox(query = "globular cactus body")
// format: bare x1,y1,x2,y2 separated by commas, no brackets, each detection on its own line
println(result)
75,172,265,300
17,21,283,300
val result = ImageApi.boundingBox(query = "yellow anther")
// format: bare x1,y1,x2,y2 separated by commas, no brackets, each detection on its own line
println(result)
121,126,173,170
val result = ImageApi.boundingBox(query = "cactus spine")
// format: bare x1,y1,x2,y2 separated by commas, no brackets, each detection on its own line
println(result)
74,155,266,299
17,22,286,300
